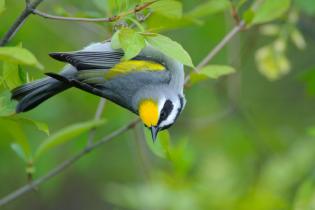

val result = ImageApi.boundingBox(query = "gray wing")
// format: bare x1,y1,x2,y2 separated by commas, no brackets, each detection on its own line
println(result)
49,51,171,113
49,51,147,70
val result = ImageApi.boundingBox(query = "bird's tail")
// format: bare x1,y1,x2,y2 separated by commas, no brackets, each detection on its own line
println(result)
11,76,70,113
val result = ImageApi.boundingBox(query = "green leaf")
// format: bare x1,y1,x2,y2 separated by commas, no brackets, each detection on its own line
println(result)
0,0,5,14
8,115,49,135
189,72,208,85
0,92,48,136
0,90,16,116
25,119,49,136
0,118,32,160
243,8,255,25
196,65,236,79
144,128,171,160
251,0,291,25
11,143,27,162
35,119,106,159
144,128,194,174
145,33,194,67
0,47,43,69
2,62,23,89
111,30,121,50
119,28,146,60
186,0,230,18
151,0,183,19
201,65,236,79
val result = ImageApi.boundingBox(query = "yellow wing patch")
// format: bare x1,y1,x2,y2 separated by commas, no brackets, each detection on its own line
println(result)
139,99,159,127
105,60,165,79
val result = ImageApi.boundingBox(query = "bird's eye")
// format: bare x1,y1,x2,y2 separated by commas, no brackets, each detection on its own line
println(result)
160,111,166,118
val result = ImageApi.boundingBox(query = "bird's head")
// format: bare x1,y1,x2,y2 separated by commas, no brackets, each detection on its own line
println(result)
138,95,185,142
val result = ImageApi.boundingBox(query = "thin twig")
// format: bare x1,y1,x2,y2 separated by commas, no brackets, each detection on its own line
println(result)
184,21,245,84
31,1,157,22
0,0,46,46
87,98,106,146
31,9,120,22
196,21,245,71
0,118,140,207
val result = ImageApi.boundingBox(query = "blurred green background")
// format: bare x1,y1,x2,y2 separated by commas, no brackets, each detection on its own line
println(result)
1,0,315,209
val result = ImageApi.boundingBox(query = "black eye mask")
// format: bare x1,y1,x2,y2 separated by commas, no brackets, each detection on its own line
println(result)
158,99,173,125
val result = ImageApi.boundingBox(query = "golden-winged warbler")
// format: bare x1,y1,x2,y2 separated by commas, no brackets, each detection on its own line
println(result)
11,41,186,141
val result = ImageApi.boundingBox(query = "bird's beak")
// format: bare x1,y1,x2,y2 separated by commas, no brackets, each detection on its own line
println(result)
150,126,159,143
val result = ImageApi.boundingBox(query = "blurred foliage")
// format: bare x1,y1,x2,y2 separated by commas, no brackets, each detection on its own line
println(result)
255,10,307,80
1,0,315,209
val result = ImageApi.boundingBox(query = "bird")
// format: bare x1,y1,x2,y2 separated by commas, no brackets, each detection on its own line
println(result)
11,41,186,141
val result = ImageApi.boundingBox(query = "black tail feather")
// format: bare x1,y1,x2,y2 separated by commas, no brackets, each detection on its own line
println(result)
11,76,70,113
45,72,105,97
49,52,71,63
45,72,70,83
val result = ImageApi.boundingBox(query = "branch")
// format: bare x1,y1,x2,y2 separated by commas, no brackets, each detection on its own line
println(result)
0,0,46,46
87,98,106,146
0,118,139,207
0,3,245,207
197,21,245,70
184,21,245,84
31,1,157,22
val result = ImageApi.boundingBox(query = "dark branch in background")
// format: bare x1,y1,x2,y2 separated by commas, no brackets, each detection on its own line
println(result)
0,1,246,206
0,0,46,46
